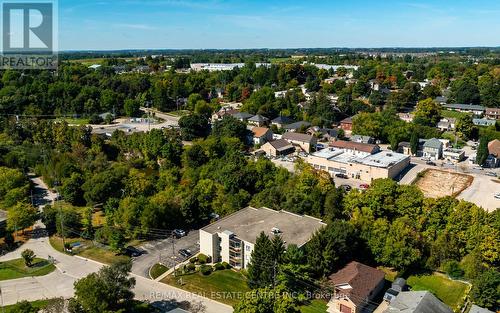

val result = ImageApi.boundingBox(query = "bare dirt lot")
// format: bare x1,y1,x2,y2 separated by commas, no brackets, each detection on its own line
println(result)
414,169,474,198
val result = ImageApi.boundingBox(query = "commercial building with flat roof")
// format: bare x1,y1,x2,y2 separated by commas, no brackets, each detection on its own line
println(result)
199,207,325,269
307,147,410,182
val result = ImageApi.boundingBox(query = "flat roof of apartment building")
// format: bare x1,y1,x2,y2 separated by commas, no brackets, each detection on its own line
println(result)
310,148,409,169
201,207,326,247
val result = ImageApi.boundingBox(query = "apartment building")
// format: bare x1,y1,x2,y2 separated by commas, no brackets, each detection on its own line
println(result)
199,207,325,269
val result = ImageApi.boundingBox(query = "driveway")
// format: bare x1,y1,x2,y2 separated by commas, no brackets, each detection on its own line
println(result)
132,231,199,278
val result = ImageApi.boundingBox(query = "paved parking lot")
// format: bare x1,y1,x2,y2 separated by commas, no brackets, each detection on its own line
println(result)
131,231,199,278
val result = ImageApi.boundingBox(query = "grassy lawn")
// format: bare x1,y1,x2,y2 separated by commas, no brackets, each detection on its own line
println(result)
167,110,190,117
441,110,471,119
54,117,90,125
49,236,130,265
0,258,56,280
407,273,468,310
162,269,250,305
4,299,51,312
300,299,328,313
150,263,169,279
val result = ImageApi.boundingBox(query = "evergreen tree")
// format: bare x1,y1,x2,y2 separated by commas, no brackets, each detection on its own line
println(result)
410,131,419,155
476,137,489,166
247,232,274,288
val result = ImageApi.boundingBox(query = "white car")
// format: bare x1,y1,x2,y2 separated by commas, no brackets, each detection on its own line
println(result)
494,193,500,200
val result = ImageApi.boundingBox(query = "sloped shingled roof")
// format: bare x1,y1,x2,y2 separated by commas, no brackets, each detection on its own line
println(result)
488,139,500,157
330,140,379,154
329,261,385,308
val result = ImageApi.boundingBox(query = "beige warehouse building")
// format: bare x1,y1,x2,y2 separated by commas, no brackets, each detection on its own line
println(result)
307,145,410,182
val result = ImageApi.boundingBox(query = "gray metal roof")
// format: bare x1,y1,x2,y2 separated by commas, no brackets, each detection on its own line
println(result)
231,112,253,119
384,291,453,313
423,138,443,149
443,103,485,111
283,121,311,130
271,116,295,125
248,114,269,122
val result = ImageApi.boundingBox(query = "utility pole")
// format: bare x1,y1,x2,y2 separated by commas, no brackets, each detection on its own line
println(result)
55,183,66,252
172,233,176,277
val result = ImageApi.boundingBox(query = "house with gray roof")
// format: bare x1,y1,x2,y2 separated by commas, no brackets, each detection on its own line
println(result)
473,118,496,127
443,103,485,115
383,291,452,313
271,116,295,128
231,112,254,122
423,138,443,160
351,135,375,144
248,114,269,127
282,132,317,153
283,121,311,132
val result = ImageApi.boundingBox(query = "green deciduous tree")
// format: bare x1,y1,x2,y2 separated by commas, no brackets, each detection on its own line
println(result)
73,260,136,313
21,249,35,267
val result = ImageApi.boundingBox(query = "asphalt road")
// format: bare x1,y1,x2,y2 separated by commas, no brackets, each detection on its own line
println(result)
0,176,232,313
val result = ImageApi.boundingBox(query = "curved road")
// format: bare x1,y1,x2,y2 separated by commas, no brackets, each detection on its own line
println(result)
0,176,232,313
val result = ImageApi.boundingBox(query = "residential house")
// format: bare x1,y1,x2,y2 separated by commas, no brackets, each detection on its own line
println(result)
486,139,500,168
330,140,380,157
282,121,312,132
271,116,295,129
231,112,254,123
383,291,452,313
260,139,295,157
469,305,494,313
212,107,239,122
437,118,456,131
248,114,269,127
443,148,465,163
307,126,339,142
383,278,406,303
199,207,325,269
340,117,354,132
326,261,385,313
434,96,448,104
422,138,443,160
442,103,485,115
282,132,317,153
251,127,273,146
351,135,375,144
485,107,500,120
473,118,496,127
397,142,412,155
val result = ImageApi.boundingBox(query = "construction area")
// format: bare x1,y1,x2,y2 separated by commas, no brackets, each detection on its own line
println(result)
414,169,474,198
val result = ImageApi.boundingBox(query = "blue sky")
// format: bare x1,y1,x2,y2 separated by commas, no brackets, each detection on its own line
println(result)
58,0,500,50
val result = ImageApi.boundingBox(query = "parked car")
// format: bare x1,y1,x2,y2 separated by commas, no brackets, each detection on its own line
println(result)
494,193,500,200
124,246,142,257
359,183,370,190
335,173,348,179
178,249,192,258
426,161,436,166
486,172,497,177
340,185,352,192
173,229,186,238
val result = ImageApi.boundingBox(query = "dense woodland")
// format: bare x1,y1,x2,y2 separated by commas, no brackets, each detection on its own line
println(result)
0,51,499,312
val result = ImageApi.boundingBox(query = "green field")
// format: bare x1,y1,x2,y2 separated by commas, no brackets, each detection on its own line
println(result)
54,117,90,125
407,273,468,310
441,110,471,119
162,269,250,305
150,263,169,279
300,299,328,313
0,258,56,281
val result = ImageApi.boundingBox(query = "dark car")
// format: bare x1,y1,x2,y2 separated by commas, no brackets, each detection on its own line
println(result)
340,185,352,192
426,161,436,166
335,173,348,179
124,246,142,257
178,249,192,258
173,229,186,238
